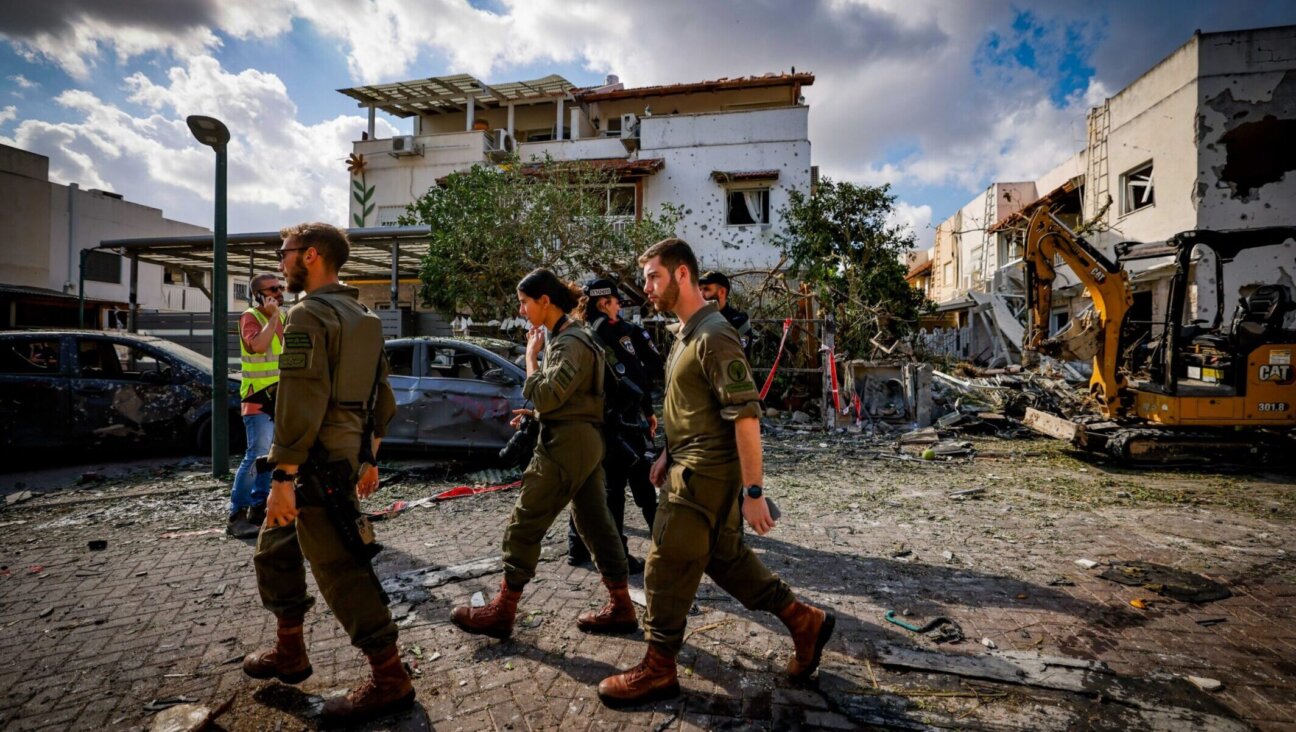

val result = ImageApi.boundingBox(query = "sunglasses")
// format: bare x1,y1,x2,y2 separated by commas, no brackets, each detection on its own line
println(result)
259,285,284,294
277,247,309,261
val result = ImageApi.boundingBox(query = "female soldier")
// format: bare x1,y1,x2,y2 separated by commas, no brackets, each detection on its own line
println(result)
451,269,636,639
567,278,663,573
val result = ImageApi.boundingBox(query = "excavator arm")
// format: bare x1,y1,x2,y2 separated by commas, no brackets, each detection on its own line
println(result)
1022,209,1133,418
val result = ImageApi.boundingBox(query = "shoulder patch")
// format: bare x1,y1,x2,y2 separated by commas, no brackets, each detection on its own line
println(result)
284,332,312,350
279,352,307,370
619,335,636,356
726,360,748,383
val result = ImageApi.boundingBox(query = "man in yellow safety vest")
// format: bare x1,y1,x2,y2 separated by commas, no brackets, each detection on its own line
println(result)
227,272,287,538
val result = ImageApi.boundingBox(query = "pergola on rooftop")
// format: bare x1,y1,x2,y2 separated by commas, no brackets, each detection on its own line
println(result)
338,73,576,119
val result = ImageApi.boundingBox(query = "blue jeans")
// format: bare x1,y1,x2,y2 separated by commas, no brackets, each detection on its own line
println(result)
230,412,274,517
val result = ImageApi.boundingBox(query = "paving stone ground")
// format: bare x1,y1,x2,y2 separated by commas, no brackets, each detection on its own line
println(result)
1,434,1293,731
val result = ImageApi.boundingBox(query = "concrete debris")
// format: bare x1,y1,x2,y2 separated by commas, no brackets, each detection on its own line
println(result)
1188,676,1223,692
5,490,35,506
791,410,812,424
470,591,486,608
1076,559,1100,569
980,637,998,649
148,704,209,732
899,427,938,444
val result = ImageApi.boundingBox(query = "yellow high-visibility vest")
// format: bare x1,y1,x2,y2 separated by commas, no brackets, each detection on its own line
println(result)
239,308,286,400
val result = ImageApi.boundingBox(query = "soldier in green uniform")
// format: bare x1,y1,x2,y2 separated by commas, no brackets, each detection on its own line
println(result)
243,222,414,725
599,239,835,707
451,269,637,639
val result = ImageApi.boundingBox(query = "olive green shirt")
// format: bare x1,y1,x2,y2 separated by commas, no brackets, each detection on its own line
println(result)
663,303,762,478
269,283,396,467
524,322,604,424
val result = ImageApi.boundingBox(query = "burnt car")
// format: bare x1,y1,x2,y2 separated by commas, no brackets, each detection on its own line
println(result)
0,330,243,458
382,336,528,454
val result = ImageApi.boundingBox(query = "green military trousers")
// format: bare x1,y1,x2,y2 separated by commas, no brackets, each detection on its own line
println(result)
643,463,795,654
253,484,397,656
502,420,628,587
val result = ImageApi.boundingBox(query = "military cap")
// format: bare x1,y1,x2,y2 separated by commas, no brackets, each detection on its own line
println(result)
698,271,731,290
583,277,620,299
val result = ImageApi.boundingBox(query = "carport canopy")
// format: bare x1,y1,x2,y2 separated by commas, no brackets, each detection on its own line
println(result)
95,225,432,315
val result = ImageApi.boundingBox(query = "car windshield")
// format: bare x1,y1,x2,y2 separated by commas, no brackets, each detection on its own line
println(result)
148,338,214,374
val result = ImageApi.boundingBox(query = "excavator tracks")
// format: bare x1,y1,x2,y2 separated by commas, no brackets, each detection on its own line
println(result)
1101,427,1287,466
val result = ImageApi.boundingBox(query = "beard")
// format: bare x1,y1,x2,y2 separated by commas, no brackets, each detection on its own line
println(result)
652,275,681,314
284,259,308,294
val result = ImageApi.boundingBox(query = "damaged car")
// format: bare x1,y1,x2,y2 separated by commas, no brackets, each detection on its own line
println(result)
0,330,243,458
381,336,527,455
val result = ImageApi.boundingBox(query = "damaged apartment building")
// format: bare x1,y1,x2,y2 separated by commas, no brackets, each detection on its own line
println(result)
909,24,1296,367
337,71,814,325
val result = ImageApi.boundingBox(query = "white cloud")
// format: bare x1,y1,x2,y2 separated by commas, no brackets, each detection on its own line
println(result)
1,0,1277,239
7,74,38,92
1,55,397,231
888,201,933,240
0,105,15,126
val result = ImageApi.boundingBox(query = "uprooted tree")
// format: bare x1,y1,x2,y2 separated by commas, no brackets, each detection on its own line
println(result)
776,179,932,358
400,155,682,320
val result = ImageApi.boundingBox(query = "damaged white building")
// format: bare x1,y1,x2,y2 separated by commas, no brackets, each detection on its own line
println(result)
912,25,1296,366
336,71,815,313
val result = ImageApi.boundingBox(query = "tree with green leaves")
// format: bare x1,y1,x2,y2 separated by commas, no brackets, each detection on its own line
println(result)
776,179,931,358
401,155,681,319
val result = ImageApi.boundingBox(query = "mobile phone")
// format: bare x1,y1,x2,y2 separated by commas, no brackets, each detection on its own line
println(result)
253,291,265,306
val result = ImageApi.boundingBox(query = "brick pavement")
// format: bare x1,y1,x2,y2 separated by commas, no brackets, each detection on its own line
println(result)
0,436,1293,730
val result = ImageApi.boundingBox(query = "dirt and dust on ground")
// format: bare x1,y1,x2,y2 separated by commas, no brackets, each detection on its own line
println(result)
1,415,1294,731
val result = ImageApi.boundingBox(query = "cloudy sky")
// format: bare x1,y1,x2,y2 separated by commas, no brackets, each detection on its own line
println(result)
2,1,1294,241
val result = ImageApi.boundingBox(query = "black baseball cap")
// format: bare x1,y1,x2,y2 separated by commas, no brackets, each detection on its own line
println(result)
698,271,730,290
583,277,620,299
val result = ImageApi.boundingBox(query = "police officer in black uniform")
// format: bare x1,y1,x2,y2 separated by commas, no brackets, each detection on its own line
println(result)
699,271,753,359
568,277,664,574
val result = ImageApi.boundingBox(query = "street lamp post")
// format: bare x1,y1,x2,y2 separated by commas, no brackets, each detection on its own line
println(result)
186,115,232,477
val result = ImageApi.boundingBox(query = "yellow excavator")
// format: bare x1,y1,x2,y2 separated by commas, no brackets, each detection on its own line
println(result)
1020,209,1296,464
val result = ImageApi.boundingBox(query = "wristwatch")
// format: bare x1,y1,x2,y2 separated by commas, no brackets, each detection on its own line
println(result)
271,469,298,483
744,484,764,499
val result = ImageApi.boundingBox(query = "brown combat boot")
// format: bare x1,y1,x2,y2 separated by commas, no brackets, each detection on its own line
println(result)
598,642,680,708
320,644,415,726
450,579,521,639
242,616,312,684
577,578,639,634
777,600,836,680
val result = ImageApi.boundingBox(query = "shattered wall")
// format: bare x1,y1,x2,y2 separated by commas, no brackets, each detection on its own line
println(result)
1193,26,1296,325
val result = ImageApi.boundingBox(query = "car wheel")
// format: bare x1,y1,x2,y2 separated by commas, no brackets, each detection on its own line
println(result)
194,412,247,455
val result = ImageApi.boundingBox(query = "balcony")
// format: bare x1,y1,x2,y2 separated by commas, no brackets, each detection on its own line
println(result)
639,106,808,150
517,137,629,163
353,131,491,168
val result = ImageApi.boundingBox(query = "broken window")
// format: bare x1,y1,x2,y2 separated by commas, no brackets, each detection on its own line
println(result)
84,250,122,284
1,339,61,375
1122,161,1154,214
385,344,416,377
726,188,770,226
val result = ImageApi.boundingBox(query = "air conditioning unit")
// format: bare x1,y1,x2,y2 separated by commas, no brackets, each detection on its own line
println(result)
486,128,516,161
389,135,421,157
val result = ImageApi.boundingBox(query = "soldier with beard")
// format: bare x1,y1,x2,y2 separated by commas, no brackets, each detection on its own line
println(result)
244,222,413,725
597,238,835,707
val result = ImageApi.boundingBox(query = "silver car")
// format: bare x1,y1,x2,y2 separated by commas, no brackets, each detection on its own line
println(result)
382,336,528,454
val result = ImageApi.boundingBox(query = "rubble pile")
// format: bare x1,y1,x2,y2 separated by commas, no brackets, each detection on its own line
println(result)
933,360,1095,423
